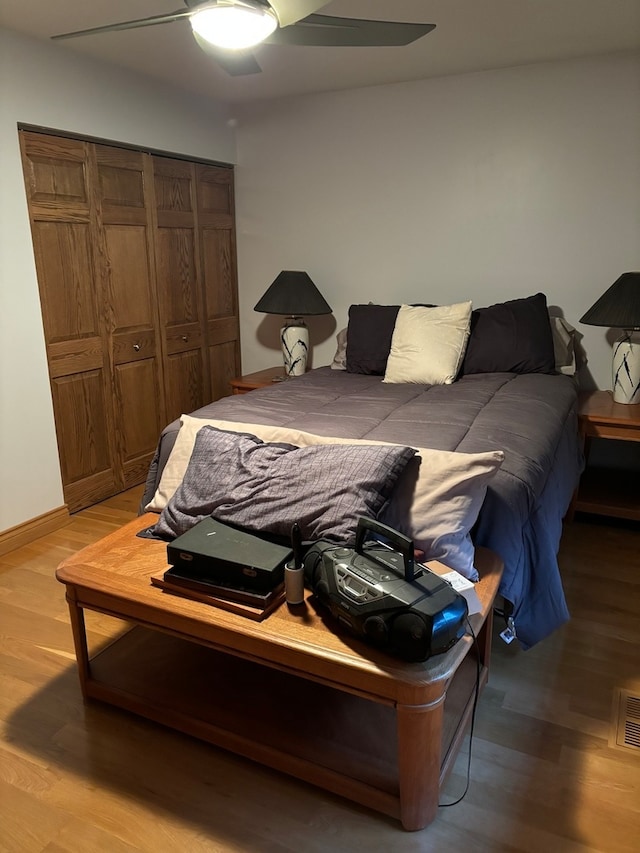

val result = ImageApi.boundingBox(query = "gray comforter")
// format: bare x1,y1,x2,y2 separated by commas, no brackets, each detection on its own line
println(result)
141,367,583,648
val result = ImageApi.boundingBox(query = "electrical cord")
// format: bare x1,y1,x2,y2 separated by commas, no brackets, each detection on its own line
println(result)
439,618,481,808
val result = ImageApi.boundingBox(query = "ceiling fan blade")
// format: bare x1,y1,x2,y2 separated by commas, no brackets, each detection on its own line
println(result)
266,14,436,47
268,1,328,28
51,8,191,41
193,32,262,75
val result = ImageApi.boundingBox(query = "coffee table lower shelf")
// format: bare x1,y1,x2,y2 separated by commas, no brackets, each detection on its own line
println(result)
85,624,483,828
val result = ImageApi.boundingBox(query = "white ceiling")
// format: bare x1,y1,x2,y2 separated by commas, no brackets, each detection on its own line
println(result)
2,1,640,105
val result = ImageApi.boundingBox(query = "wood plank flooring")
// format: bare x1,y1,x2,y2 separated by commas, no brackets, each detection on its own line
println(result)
0,490,638,852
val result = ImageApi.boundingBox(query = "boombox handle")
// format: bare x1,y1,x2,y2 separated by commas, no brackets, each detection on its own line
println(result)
354,516,416,582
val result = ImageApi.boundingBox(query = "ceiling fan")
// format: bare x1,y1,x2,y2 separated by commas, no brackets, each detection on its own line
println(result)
51,0,436,77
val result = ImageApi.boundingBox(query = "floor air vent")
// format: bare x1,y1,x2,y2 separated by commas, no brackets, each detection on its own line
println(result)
610,689,640,752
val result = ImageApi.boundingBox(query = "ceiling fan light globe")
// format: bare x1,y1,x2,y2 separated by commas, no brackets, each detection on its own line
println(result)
190,2,278,50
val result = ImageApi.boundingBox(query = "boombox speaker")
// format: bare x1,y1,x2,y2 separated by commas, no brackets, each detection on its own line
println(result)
303,516,468,662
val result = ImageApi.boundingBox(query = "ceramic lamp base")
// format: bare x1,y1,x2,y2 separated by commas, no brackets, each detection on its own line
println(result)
281,319,308,376
612,330,640,404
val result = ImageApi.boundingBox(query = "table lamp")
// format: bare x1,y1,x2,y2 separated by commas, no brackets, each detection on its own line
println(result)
254,271,332,376
580,271,640,404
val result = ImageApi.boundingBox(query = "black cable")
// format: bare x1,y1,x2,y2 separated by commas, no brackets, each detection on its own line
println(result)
439,618,481,808
494,597,514,629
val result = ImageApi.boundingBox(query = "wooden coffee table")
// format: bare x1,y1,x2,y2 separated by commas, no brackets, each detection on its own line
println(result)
56,513,503,832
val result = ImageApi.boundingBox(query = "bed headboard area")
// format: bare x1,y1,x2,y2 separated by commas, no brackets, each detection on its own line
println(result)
333,292,578,379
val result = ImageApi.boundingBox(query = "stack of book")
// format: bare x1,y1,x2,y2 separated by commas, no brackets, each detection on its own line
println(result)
150,517,292,620
150,568,285,621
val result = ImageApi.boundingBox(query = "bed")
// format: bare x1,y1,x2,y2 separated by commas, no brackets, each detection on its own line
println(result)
140,294,584,649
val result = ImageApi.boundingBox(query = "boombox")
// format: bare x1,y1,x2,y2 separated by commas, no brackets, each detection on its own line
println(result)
303,517,468,662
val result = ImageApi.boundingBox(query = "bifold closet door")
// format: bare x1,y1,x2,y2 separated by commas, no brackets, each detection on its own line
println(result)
195,163,241,403
151,156,210,424
20,134,166,509
19,131,120,511
94,145,166,491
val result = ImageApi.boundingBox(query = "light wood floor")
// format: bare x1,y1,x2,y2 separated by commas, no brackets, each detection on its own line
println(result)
0,489,638,853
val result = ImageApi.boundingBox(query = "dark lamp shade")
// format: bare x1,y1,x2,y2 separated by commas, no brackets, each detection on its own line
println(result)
580,272,640,329
254,271,332,317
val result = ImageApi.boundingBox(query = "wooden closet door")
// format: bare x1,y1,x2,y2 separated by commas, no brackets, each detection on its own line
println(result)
21,130,241,512
19,131,120,511
151,157,210,423
195,164,241,402
94,145,166,490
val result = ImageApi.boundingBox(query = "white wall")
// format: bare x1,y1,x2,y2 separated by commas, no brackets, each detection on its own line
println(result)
234,52,640,383
0,28,236,531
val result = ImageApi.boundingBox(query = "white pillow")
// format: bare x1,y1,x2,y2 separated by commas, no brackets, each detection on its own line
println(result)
330,327,348,370
383,302,472,385
146,414,503,580
549,315,578,375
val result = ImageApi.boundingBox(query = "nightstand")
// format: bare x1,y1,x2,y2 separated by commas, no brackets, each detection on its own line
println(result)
572,390,640,521
230,366,287,394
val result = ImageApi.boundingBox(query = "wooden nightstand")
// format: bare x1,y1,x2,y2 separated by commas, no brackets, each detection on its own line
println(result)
230,366,287,394
573,390,640,521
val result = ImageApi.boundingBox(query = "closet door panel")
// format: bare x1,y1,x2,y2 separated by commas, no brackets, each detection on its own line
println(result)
209,340,239,402
47,338,104,378
196,164,240,400
201,229,237,319
154,167,192,214
152,157,210,418
21,134,89,218
197,164,234,220
164,351,206,423
31,221,98,342
50,370,116,509
164,322,203,356
114,358,164,487
201,226,240,400
97,146,146,223
104,225,154,328
157,228,196,315
103,221,162,479
19,131,119,511
96,145,165,483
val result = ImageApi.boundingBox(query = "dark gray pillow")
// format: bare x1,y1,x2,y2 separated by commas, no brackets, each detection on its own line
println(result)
346,304,401,374
461,292,556,375
153,426,416,543
345,303,435,375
